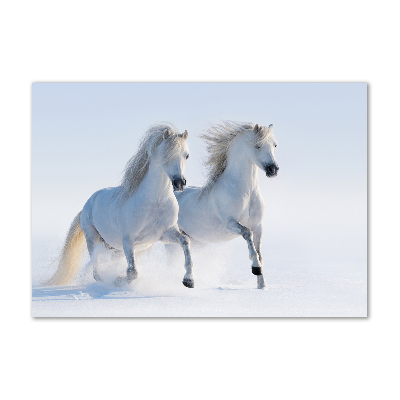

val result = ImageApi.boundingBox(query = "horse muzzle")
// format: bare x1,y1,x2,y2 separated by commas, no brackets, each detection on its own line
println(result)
265,164,279,178
172,177,186,192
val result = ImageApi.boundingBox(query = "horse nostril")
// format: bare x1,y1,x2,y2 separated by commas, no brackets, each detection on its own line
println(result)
183,179,186,186
266,164,278,176
173,179,178,187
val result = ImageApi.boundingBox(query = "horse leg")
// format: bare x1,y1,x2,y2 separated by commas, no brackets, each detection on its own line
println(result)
162,227,194,288
226,218,262,277
80,220,103,282
252,224,266,289
114,236,137,286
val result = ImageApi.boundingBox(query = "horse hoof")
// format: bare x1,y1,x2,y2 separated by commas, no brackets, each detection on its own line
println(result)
182,278,194,288
93,270,103,282
126,268,138,282
114,277,125,287
252,266,262,276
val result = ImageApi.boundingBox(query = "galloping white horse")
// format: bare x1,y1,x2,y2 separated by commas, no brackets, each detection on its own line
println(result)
168,121,279,289
47,123,195,288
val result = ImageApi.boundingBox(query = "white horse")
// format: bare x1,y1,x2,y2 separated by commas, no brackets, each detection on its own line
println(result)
168,121,279,289
47,123,195,288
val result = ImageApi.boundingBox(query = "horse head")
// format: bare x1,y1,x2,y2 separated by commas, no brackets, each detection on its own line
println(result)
250,124,279,178
158,128,190,191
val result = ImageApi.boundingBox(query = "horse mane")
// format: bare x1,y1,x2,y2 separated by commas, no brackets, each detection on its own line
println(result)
115,122,184,201
200,121,271,195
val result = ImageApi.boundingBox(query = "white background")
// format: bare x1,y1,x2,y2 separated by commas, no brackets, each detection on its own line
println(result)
1,0,399,399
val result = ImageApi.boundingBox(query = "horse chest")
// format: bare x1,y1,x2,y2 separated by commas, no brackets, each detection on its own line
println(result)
236,200,252,226
136,198,177,240
223,192,252,221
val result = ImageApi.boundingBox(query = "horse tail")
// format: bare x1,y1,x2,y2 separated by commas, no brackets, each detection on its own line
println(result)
46,212,86,286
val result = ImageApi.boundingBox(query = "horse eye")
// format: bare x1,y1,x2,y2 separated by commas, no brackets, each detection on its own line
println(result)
275,145,277,148
255,145,261,149
186,154,189,159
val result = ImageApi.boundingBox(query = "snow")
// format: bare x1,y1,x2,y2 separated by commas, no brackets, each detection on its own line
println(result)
32,240,366,317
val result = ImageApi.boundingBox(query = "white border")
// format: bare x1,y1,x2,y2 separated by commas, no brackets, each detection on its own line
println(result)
2,1,398,398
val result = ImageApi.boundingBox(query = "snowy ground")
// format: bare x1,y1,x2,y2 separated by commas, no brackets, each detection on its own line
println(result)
32,239,367,317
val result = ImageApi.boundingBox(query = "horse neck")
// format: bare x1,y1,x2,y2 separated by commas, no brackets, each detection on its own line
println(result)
141,160,172,198
220,135,259,191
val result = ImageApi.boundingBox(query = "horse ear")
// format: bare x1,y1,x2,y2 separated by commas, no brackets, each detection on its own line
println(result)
163,128,171,139
182,130,188,140
254,124,261,133
268,124,273,131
